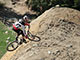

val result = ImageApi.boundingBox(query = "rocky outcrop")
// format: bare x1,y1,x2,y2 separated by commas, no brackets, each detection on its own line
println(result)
1,7,80,60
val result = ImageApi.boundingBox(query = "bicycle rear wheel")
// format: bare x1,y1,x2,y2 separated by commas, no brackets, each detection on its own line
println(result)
6,41,19,51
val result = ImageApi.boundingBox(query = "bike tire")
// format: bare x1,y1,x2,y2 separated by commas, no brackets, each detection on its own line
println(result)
6,41,19,51
27,32,40,42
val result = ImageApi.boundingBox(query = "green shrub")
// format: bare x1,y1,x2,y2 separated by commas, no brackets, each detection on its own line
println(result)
0,21,15,58
26,0,80,15
26,0,52,14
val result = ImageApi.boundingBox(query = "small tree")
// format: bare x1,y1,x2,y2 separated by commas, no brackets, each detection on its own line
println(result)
74,0,80,9
26,0,55,14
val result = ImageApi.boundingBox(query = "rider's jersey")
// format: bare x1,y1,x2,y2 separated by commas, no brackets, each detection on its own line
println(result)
13,22,22,30
13,21,29,36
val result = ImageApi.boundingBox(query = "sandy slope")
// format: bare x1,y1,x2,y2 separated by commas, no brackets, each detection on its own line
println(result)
1,7,80,60
0,44,25,60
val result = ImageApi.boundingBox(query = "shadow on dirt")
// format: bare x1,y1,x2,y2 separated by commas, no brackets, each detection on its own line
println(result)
0,6,22,26
0,6,22,19
0,6,38,26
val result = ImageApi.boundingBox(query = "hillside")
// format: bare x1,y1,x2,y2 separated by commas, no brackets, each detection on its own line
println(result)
1,7,80,60
0,0,35,15
0,21,15,58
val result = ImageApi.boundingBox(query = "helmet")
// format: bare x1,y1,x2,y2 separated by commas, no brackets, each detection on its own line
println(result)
23,15,28,22
23,15,28,20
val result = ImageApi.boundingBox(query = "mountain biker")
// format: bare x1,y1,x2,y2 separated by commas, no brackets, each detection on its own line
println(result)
12,15,30,43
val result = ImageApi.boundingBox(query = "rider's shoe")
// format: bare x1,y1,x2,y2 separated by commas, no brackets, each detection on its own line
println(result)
25,35,28,39
23,39,27,43
19,42,22,45
19,39,23,45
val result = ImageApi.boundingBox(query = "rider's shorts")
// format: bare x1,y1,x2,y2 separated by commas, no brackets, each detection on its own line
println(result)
12,28,24,36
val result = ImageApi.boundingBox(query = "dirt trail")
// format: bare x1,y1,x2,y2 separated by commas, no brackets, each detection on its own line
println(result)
1,39,30,60
1,50,17,60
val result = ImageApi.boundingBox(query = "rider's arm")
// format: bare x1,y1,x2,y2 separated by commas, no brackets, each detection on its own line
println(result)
21,25,26,36
25,23,30,30
14,22,22,28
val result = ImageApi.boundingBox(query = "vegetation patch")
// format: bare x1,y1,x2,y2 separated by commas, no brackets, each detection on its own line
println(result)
26,0,80,15
0,21,15,58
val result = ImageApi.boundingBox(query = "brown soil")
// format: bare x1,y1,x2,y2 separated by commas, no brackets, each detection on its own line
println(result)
1,7,80,60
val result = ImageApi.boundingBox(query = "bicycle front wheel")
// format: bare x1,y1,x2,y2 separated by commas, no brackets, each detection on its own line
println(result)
27,32,40,42
6,41,19,51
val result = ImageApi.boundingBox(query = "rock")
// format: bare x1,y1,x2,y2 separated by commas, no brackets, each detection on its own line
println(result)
7,37,10,40
32,44,38,47
66,44,73,48
5,31,8,34
6,40,9,43
55,5,60,8
48,51,51,55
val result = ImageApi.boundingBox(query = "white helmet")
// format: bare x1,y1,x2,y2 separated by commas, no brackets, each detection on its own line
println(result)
23,15,28,20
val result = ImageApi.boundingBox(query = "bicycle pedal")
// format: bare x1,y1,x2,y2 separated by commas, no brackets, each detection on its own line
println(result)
23,41,27,43
19,42,23,45
23,39,27,43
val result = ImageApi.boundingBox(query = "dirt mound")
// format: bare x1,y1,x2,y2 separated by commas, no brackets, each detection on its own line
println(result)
2,7,80,60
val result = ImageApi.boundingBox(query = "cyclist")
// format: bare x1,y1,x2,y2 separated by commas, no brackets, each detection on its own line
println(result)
12,15,30,44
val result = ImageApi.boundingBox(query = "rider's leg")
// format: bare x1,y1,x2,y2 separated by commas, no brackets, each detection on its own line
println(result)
15,34,18,40
19,29,27,43
22,33,27,43
12,28,19,40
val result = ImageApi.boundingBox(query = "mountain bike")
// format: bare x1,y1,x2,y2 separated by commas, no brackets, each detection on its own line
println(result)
6,29,40,51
